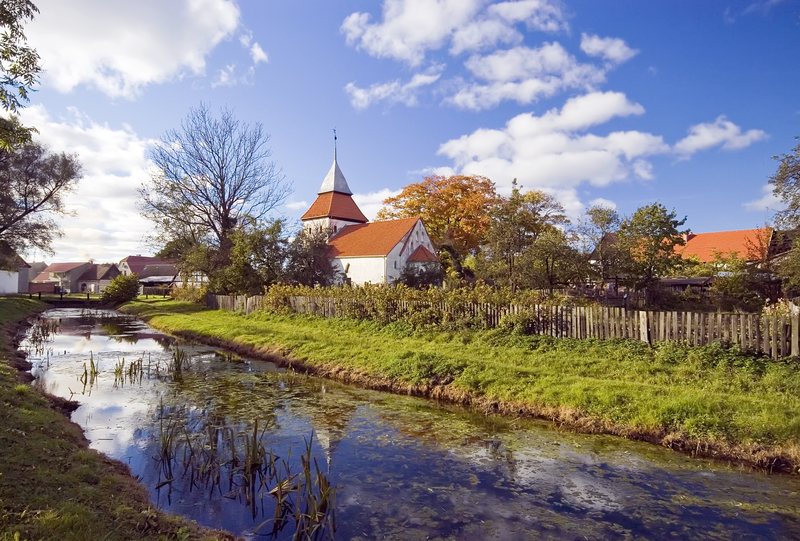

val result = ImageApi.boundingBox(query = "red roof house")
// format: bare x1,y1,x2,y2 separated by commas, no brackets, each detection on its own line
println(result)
29,262,92,294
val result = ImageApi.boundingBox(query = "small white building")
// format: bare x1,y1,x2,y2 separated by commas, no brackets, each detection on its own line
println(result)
301,151,438,285
0,245,32,294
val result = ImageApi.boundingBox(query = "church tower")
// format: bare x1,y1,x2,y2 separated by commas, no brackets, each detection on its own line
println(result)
301,143,367,235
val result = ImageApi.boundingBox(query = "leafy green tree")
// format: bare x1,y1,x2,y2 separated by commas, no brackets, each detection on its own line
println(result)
770,137,800,228
284,226,340,287
616,203,688,289
0,0,41,149
397,261,443,289
580,205,622,282
0,142,82,269
779,237,800,293
477,180,568,293
523,228,581,292
215,218,287,295
103,273,140,304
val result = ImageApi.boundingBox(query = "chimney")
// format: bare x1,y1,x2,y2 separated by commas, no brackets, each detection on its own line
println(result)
682,232,695,242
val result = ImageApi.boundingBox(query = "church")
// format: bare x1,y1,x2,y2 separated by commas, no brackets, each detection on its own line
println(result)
301,150,439,285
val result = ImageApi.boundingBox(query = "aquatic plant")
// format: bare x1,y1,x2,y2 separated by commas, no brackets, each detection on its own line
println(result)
150,411,337,539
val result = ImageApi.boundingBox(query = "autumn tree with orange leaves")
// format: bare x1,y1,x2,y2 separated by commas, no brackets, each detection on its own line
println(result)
377,174,497,255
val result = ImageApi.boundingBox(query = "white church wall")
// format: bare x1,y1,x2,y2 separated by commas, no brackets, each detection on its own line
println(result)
338,256,387,286
303,218,360,237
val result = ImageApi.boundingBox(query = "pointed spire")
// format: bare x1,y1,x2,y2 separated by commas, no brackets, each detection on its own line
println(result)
318,130,352,195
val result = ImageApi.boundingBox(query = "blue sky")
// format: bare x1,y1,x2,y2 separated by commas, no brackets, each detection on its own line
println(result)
16,0,800,263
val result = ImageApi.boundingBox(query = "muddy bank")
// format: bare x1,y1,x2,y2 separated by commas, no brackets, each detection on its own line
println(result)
150,324,800,475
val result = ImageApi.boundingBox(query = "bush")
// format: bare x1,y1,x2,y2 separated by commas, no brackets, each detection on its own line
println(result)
102,273,140,304
170,285,208,303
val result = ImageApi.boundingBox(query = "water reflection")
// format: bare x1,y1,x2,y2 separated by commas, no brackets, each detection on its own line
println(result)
23,308,800,540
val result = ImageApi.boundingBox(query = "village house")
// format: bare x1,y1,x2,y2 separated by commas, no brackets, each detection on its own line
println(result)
77,263,122,293
29,262,93,294
301,151,439,285
118,255,173,276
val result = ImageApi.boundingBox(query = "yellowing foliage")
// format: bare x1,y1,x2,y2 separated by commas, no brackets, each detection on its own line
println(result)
376,174,496,255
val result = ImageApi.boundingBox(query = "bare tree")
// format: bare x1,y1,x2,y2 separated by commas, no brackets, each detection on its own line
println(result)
0,142,81,268
140,103,291,275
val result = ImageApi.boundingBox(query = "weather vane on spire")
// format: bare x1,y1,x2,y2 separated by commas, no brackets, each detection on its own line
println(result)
333,128,337,159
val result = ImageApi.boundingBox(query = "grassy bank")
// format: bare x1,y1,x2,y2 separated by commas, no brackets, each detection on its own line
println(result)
123,297,800,473
0,297,235,541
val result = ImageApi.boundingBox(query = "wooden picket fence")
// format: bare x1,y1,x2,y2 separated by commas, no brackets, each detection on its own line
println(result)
206,294,800,360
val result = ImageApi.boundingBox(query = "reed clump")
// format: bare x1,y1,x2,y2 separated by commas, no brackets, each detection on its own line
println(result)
153,409,337,539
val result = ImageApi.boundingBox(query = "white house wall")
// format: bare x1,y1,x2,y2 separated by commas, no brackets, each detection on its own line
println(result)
0,271,19,294
16,268,29,293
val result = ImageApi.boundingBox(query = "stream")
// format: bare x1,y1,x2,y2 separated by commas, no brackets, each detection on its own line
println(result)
21,308,800,540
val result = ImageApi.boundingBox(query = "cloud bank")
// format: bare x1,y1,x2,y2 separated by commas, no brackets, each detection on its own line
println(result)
28,0,241,98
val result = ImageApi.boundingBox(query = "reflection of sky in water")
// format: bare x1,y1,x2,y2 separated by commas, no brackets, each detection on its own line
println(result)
23,309,800,540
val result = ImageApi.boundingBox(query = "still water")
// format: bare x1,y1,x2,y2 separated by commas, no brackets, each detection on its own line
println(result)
22,308,800,540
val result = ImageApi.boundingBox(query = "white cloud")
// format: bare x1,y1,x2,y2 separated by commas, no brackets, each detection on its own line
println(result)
341,0,567,66
345,72,442,110
18,105,156,262
744,184,784,212
588,198,617,209
250,43,269,64
674,115,767,158
437,92,667,211
354,189,402,220
447,43,607,110
409,165,458,177
286,201,309,210
487,0,568,32
211,64,254,88
580,33,638,64
28,0,240,99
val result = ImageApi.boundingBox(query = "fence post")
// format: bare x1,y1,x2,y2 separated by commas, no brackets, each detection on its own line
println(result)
772,313,779,360
793,313,799,358
639,311,649,343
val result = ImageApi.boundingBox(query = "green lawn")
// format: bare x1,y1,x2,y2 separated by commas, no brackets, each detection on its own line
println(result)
123,298,800,471
0,296,232,541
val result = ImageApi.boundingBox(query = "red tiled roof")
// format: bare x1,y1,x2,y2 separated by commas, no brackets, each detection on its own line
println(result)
120,256,172,275
31,271,56,282
407,245,439,262
328,217,420,257
679,228,768,262
44,262,89,273
301,192,368,223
